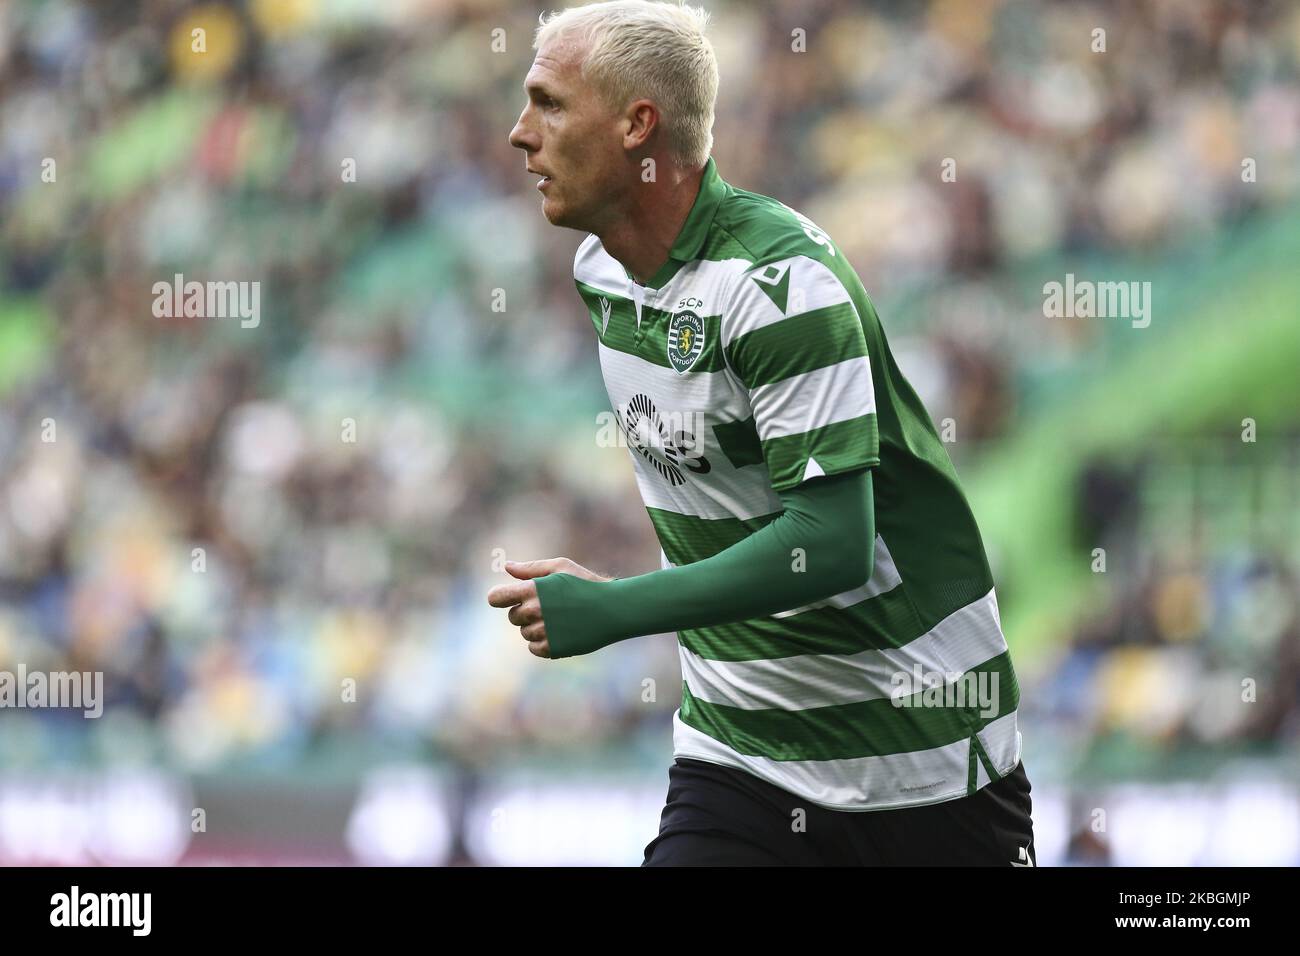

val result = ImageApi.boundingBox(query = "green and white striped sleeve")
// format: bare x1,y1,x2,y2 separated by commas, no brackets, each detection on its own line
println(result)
722,255,880,491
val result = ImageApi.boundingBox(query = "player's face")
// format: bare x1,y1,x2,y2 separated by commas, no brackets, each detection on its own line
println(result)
509,37,626,231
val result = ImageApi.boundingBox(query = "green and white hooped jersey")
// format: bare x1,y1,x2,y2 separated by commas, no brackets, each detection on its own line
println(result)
573,158,1022,811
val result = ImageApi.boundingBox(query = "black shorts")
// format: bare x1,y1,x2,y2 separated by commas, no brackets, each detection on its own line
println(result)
642,758,1036,866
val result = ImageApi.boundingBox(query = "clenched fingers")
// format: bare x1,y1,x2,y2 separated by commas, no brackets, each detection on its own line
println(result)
508,600,541,628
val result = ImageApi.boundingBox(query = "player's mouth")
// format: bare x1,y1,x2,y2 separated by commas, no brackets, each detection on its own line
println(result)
528,167,553,190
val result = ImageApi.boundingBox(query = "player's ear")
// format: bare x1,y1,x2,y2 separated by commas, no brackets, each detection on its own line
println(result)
623,99,658,151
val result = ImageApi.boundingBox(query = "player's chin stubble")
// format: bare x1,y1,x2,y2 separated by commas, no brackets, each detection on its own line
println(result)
541,196,566,226
542,191,587,231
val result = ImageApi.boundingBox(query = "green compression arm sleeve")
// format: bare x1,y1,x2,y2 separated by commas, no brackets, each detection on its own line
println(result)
534,468,875,659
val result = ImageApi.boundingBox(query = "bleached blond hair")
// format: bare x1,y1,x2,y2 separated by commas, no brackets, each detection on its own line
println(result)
535,0,718,167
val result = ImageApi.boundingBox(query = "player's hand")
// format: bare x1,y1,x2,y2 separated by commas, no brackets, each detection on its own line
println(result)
486,558,612,658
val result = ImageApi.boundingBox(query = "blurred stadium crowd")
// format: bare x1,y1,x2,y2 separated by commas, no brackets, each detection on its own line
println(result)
1,0,1298,861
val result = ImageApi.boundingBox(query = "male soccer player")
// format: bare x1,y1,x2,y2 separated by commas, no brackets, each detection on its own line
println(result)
491,0,1036,866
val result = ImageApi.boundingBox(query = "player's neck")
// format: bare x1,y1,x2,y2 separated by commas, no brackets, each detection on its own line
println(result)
597,162,705,286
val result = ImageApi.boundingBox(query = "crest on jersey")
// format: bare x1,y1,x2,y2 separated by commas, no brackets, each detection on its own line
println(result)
667,309,704,373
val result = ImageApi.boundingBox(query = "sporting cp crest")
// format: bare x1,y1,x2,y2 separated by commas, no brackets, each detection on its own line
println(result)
667,310,704,373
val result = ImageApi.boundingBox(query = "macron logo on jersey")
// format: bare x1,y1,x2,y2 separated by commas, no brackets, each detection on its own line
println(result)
751,263,792,315
599,296,612,335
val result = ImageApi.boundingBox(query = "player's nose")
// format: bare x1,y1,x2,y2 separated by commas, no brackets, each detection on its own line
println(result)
509,113,540,153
